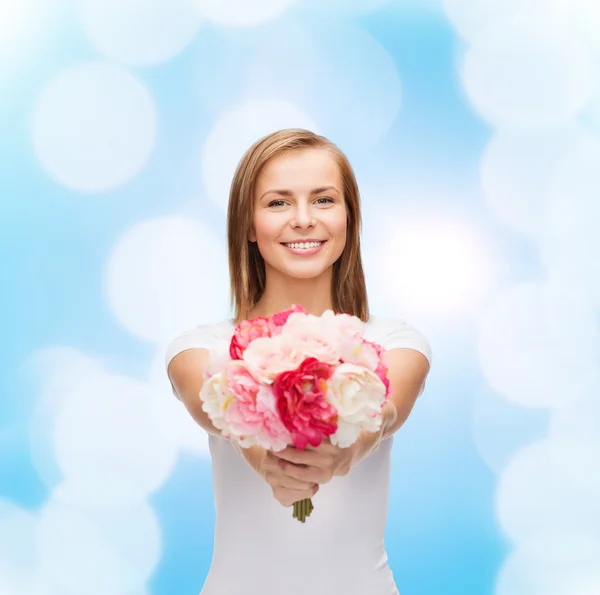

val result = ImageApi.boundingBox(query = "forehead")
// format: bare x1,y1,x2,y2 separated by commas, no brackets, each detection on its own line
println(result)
256,148,341,189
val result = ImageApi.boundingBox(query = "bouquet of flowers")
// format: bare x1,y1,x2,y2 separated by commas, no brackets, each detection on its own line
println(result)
199,305,391,522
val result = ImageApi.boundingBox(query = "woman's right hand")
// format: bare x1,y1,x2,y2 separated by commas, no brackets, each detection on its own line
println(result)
236,444,320,508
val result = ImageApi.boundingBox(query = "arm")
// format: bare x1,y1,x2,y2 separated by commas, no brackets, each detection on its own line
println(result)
272,347,431,479
168,349,318,506
167,348,276,471
350,347,430,467
167,348,224,437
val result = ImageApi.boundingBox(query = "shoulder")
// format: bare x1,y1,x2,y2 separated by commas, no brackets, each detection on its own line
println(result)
164,319,233,371
365,314,432,366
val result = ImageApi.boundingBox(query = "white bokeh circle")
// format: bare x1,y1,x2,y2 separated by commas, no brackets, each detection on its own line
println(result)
192,21,317,115
370,212,492,316
0,0,34,57
496,438,600,543
480,125,590,237
80,0,203,66
25,348,105,490
471,387,549,475
443,0,563,43
52,371,178,509
105,215,230,344
549,389,600,451
193,0,297,27
285,22,402,153
475,281,599,408
37,499,160,595
496,531,600,595
548,388,600,496
32,61,156,192
539,135,600,307
298,0,393,18
460,20,593,130
0,501,38,595
195,22,401,157
245,21,403,152
564,0,600,55
201,99,319,211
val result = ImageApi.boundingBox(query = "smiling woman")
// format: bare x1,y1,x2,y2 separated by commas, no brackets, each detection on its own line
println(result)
248,147,348,292
164,128,432,595
227,129,367,323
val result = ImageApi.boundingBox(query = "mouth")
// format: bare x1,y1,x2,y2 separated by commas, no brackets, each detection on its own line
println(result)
281,240,325,249
280,240,327,255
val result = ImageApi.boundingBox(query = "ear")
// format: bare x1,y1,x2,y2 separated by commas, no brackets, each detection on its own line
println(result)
248,228,256,242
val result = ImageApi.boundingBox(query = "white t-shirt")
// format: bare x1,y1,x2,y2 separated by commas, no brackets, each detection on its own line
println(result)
164,315,432,595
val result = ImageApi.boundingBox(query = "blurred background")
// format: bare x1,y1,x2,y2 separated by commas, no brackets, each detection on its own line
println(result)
1,0,600,593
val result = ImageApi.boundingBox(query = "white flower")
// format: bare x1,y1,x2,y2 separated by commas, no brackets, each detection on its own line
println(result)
326,363,386,448
199,371,234,435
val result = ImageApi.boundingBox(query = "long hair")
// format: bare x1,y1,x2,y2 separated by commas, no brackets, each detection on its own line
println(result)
227,128,369,324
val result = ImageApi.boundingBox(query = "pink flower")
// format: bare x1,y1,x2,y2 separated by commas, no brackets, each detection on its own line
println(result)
254,385,293,451
269,304,307,335
363,340,390,398
279,312,341,365
224,362,292,450
224,362,266,436
242,334,306,384
230,316,271,360
229,306,308,359
375,361,390,399
336,336,390,399
338,337,379,370
323,310,365,339
272,358,338,450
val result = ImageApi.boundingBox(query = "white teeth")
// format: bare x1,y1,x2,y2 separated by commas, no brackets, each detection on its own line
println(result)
285,241,323,249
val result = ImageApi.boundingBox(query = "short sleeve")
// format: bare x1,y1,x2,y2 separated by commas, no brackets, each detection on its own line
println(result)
368,315,432,366
164,323,226,372
164,322,229,400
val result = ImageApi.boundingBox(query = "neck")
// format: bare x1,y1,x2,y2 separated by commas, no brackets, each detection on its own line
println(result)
248,266,334,319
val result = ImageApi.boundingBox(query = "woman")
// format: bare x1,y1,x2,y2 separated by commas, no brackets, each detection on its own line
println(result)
165,129,432,595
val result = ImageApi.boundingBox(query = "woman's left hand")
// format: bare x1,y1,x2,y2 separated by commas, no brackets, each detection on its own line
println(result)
271,438,358,485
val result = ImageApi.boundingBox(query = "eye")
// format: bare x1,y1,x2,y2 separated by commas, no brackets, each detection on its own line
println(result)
316,196,334,204
268,199,286,208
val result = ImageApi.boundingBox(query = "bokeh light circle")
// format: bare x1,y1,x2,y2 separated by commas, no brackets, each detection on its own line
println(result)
461,21,593,130
32,61,156,192
37,499,161,595
201,99,319,211
496,438,600,543
105,216,230,344
193,0,297,27
80,0,202,66
52,372,178,508
496,530,600,595
475,282,599,408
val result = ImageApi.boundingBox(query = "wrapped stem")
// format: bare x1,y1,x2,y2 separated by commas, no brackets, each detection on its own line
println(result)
293,497,314,523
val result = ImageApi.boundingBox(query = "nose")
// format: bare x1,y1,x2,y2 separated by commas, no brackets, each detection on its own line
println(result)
290,202,316,229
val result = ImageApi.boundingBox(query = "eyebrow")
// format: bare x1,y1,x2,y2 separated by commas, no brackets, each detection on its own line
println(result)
260,186,340,201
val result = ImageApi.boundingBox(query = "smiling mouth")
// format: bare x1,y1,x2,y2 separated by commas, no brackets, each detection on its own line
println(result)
281,241,325,249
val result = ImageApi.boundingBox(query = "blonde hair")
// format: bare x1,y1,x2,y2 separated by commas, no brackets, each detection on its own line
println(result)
227,128,369,324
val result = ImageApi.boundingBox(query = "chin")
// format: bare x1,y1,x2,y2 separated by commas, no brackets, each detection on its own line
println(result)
275,263,331,281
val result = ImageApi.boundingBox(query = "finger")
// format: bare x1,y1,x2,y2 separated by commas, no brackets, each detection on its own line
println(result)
272,447,319,466
277,485,319,507
278,474,317,491
278,459,319,483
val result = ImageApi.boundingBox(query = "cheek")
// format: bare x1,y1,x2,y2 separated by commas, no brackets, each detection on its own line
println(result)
330,210,347,239
253,215,280,244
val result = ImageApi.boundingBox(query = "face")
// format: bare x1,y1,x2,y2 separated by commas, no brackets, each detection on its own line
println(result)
249,148,347,281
